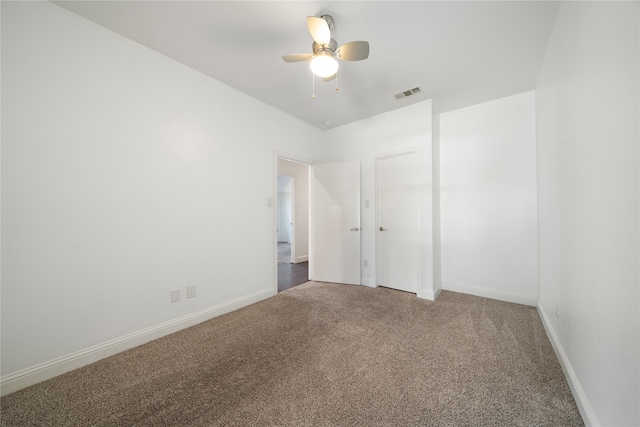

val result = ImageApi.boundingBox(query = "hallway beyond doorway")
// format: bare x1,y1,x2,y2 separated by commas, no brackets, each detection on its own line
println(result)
278,242,308,292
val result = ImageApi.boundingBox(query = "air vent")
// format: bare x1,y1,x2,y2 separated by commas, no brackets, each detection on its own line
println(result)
394,86,422,100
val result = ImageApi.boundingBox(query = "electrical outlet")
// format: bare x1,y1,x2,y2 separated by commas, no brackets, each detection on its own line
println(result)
171,289,181,303
187,285,196,299
363,260,368,268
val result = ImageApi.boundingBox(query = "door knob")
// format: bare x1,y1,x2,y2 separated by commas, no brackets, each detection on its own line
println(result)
379,226,387,231
350,227,359,231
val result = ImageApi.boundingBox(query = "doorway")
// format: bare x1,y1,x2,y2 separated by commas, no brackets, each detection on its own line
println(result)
276,157,310,292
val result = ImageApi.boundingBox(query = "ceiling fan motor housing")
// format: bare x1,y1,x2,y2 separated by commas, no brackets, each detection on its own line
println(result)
313,39,338,54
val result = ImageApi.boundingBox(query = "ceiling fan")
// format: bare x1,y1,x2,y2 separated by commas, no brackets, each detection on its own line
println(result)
282,15,370,81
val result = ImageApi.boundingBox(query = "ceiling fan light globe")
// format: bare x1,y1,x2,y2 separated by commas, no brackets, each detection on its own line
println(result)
310,55,339,78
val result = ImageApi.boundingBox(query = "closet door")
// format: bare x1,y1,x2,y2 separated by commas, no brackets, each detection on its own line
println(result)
377,152,419,293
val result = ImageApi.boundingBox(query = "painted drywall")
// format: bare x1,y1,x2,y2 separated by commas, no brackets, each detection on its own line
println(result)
1,1,322,386
535,2,639,425
277,159,310,263
440,91,538,306
431,109,442,297
319,101,434,299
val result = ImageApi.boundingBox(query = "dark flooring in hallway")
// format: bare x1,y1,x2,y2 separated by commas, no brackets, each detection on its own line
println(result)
278,242,309,292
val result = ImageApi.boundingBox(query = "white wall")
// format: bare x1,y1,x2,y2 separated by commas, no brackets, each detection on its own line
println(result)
277,158,310,263
440,91,538,306
535,2,639,425
320,100,434,299
432,110,442,296
1,1,322,392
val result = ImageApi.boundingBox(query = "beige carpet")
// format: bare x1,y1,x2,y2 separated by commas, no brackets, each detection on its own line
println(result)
1,282,583,426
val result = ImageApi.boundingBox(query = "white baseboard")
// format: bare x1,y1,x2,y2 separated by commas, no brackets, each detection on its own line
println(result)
537,305,597,426
1,288,274,396
295,255,308,263
441,281,537,307
417,287,441,301
361,277,374,287
417,282,443,301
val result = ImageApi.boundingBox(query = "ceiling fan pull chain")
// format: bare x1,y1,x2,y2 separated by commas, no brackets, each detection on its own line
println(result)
336,71,339,91
312,70,315,99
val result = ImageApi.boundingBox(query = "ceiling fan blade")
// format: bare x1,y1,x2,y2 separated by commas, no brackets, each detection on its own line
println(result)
282,53,313,63
322,74,337,82
337,41,370,61
307,16,331,45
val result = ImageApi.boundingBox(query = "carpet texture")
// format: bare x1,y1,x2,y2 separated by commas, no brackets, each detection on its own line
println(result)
1,282,583,426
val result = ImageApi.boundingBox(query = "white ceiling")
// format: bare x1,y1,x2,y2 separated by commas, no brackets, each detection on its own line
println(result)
54,1,560,130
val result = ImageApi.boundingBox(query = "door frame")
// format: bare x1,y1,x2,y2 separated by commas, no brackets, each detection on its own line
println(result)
273,151,313,295
374,147,422,293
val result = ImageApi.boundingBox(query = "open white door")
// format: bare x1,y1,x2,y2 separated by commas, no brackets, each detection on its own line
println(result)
312,161,361,285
